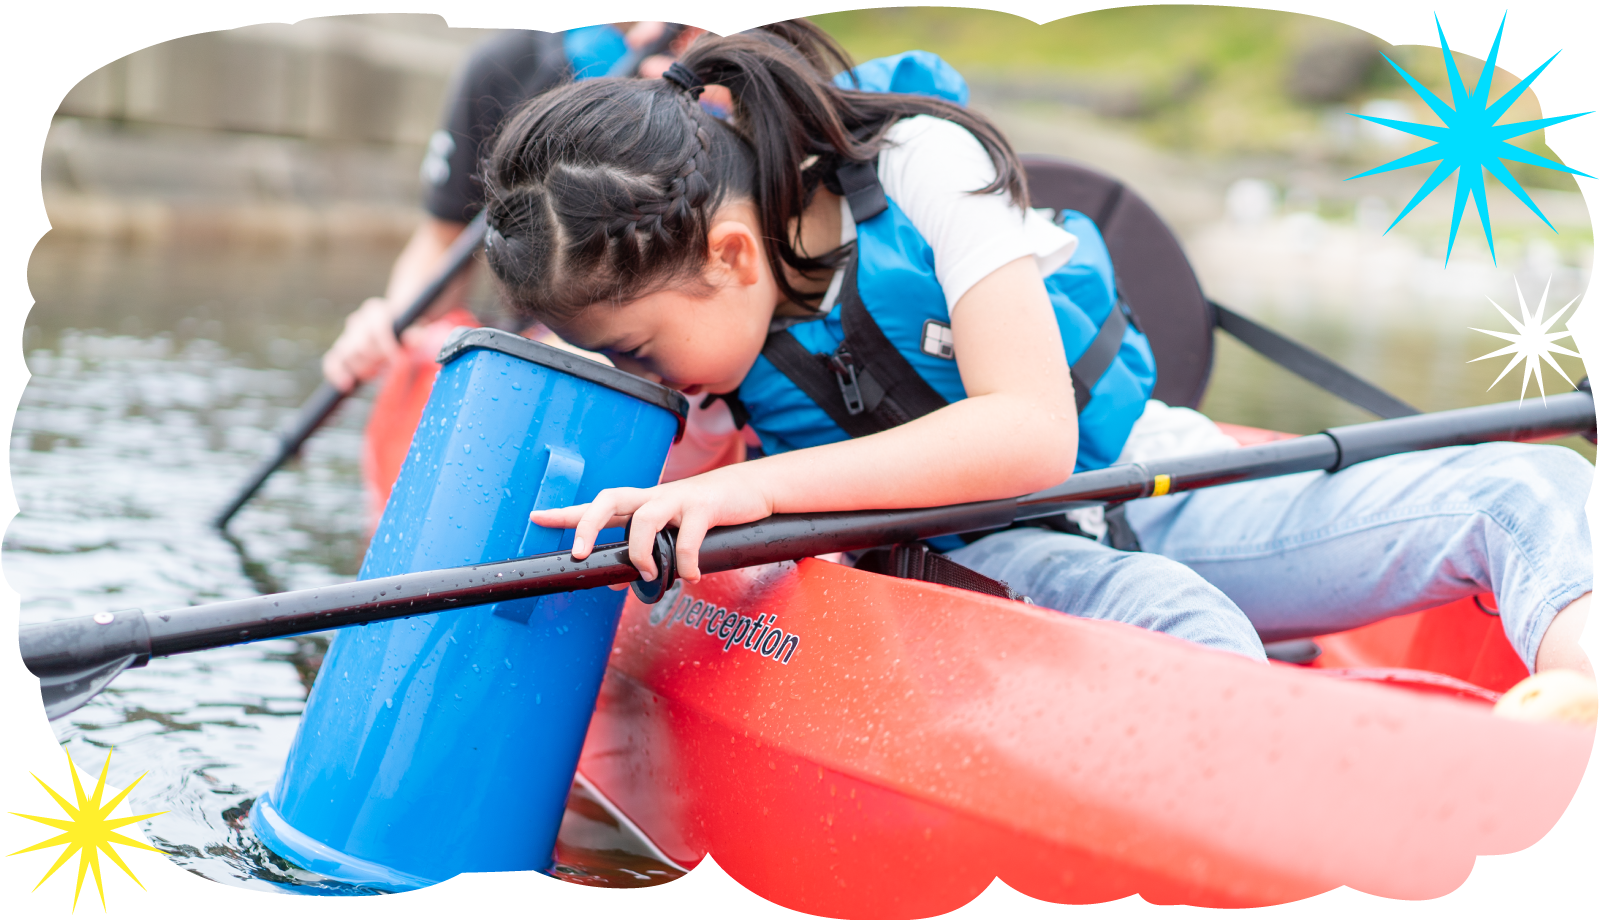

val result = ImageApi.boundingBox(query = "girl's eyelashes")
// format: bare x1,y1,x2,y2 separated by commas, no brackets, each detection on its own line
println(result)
604,345,651,370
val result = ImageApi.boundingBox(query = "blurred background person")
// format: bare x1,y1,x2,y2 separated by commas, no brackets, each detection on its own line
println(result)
320,22,746,518
321,22,706,394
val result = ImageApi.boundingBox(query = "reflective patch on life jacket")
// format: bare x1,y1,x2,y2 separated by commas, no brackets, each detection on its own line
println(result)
921,320,955,359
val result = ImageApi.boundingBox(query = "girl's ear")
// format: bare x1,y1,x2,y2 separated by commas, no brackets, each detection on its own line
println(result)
705,215,765,289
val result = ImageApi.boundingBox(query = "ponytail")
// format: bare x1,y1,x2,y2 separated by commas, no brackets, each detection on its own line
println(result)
483,20,1028,323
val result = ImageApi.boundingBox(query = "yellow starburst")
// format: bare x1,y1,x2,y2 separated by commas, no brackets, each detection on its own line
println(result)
1469,277,1583,404
9,749,166,912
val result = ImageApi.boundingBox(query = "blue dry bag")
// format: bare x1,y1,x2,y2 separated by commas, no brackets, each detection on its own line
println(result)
253,328,687,888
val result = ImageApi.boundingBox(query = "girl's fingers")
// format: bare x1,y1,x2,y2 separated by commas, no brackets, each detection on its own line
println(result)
626,501,678,581
528,505,588,528
530,506,632,532
674,510,714,582
528,485,731,583
568,495,621,559
568,488,650,557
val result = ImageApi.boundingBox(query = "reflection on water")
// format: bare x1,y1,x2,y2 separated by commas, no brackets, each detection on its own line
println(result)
1190,209,1592,455
6,230,1590,895
1199,309,1594,463
9,234,680,894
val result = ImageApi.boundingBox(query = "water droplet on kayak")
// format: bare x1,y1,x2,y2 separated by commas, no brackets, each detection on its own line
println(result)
505,659,513,669
385,698,393,708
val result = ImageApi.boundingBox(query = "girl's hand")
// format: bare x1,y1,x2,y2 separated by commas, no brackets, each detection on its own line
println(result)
529,465,775,583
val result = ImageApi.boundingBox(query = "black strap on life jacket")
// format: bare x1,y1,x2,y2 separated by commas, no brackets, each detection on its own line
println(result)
836,159,889,224
1070,299,1132,413
761,250,950,438
749,160,1134,439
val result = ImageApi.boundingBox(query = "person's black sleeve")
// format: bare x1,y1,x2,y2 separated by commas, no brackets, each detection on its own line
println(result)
421,30,570,223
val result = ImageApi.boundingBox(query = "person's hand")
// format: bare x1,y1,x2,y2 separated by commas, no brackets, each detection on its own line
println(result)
321,296,400,392
528,464,775,583
622,21,669,50
624,25,733,111
623,22,708,80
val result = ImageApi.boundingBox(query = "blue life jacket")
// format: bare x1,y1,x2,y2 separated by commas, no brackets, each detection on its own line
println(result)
734,51,1157,472
562,25,629,80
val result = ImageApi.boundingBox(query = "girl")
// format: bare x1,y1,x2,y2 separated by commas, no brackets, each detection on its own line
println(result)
481,24,1592,682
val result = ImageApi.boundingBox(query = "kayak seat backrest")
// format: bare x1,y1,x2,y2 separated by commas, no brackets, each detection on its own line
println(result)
1021,155,1214,410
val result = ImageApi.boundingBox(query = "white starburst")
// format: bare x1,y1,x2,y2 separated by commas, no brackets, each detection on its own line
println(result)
1469,277,1582,404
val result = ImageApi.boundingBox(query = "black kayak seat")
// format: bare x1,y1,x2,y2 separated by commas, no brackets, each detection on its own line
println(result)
1020,155,1419,419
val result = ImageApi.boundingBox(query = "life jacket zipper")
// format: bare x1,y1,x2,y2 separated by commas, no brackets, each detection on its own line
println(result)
827,349,867,415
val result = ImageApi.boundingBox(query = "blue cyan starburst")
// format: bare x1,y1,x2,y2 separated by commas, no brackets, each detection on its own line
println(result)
1349,14,1592,264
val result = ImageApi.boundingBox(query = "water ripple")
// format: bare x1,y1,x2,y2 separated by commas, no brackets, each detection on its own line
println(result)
11,239,679,894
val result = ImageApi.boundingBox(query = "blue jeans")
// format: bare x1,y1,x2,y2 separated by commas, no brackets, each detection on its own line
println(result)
946,443,1594,667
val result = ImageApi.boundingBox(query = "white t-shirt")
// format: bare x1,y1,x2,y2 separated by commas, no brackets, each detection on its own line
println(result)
817,115,1078,314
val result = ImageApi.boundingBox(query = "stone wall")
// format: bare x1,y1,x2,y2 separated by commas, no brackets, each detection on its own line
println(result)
44,14,498,245
58,14,490,146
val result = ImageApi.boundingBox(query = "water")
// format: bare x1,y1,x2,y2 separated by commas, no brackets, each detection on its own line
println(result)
1189,215,1594,450
9,234,682,894
8,227,1591,896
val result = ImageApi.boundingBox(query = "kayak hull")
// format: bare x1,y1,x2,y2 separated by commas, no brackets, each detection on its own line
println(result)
576,558,1590,916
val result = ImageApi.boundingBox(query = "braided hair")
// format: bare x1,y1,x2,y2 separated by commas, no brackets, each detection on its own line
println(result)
483,20,1027,324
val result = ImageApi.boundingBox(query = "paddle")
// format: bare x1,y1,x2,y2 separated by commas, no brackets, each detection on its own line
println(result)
27,388,1594,720
211,212,490,530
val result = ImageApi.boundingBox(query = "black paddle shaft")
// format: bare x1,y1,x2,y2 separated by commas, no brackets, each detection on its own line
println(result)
211,212,490,530
1018,386,1596,512
27,388,1594,704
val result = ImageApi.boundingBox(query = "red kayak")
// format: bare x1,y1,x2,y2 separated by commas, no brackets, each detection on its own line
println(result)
577,557,1586,915
361,343,1588,914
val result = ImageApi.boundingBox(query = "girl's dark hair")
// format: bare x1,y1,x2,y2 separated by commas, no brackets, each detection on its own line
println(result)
483,20,1028,324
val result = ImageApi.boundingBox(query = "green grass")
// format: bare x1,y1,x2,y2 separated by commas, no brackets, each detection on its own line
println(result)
814,7,1284,80
809,7,1579,189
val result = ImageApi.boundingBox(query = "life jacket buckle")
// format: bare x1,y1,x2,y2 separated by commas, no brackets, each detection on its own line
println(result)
828,350,867,416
